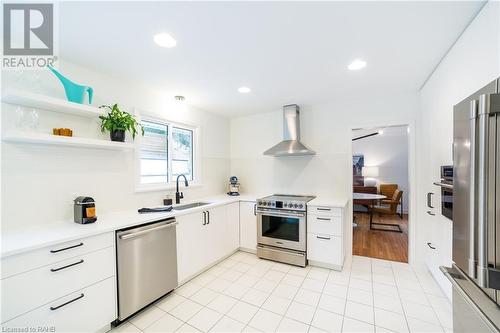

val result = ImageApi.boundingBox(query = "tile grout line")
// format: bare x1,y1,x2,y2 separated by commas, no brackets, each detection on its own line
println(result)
339,261,353,333
273,266,308,332
121,252,450,333
391,262,411,333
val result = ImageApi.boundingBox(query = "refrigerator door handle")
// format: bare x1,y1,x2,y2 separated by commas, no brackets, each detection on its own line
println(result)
476,94,490,288
468,99,478,279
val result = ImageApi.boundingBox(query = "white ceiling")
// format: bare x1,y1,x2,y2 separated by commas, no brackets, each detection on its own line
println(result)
59,1,484,117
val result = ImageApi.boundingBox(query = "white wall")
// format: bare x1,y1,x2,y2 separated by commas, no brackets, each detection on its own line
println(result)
1,60,230,230
417,1,500,298
230,91,419,258
352,127,409,213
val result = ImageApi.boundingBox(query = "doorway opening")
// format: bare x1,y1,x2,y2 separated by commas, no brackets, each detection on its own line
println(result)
351,125,409,262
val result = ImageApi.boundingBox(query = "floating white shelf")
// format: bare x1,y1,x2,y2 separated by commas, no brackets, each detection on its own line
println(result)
3,131,135,150
1,89,104,118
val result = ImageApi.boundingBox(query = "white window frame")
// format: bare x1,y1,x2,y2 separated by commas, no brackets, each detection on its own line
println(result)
135,112,202,192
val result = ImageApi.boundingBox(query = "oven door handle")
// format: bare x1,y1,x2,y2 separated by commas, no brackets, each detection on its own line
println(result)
256,209,305,218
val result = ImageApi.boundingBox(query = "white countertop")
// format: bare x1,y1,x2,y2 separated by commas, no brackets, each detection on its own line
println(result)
1,194,259,258
1,193,348,258
307,196,349,207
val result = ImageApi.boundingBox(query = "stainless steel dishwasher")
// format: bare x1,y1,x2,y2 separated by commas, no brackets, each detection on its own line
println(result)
116,217,178,321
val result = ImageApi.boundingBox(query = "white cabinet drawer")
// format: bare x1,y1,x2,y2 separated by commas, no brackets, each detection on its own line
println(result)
1,246,114,323
307,233,342,265
3,277,116,333
308,206,342,217
1,232,114,279
308,215,342,236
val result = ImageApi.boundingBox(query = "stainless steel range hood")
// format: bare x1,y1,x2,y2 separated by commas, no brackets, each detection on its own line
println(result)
263,104,316,157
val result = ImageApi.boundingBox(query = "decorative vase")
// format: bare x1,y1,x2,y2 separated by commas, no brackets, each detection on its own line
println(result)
47,65,93,104
110,129,126,142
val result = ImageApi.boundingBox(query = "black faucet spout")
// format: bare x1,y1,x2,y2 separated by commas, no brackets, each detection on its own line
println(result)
175,174,189,204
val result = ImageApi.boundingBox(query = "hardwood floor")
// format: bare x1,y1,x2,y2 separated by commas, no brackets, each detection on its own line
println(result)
352,211,408,263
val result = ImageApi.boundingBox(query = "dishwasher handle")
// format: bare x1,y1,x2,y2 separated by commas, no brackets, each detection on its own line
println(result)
119,221,178,240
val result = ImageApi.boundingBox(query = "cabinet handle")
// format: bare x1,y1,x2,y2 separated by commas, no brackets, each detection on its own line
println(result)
207,211,210,224
317,208,331,211
427,210,435,216
316,236,331,240
317,217,331,221
50,293,84,311
254,204,257,216
50,259,84,272
427,192,434,208
50,242,83,253
427,242,436,250
203,211,207,225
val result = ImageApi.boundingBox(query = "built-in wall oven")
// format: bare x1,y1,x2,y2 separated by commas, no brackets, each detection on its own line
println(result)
440,165,453,220
256,194,315,267
434,165,453,220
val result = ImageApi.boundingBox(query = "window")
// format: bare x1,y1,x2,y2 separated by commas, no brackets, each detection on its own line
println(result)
139,119,195,187
172,127,194,180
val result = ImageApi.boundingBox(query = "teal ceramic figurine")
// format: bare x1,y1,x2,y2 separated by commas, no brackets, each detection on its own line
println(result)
48,65,93,104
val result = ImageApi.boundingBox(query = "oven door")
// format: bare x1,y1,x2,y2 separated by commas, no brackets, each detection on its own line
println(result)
441,187,453,220
256,209,306,252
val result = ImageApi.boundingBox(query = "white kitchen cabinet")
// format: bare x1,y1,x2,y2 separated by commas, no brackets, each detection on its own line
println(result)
176,210,208,282
239,201,257,252
176,203,241,283
206,205,229,264
0,233,116,331
225,202,240,254
307,203,347,270
3,277,116,333
2,247,114,323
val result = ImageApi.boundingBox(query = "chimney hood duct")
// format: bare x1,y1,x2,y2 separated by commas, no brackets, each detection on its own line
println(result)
263,104,316,157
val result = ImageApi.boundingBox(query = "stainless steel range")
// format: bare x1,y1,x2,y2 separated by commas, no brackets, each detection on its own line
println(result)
256,194,315,267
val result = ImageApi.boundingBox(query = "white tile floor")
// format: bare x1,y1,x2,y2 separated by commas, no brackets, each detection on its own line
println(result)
112,252,452,333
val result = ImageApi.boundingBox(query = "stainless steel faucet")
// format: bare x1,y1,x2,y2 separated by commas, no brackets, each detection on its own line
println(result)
175,174,189,204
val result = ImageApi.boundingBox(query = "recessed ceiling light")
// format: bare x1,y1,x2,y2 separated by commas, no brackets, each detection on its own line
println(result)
237,86,251,93
154,33,177,48
348,59,367,71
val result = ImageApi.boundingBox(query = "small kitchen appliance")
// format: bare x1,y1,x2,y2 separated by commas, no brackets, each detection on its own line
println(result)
256,194,315,267
227,176,240,196
73,196,97,224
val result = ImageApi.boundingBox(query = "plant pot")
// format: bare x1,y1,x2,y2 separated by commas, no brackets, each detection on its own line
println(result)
110,129,126,142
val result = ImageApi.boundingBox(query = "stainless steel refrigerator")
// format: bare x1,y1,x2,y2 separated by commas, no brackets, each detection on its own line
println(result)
441,77,500,332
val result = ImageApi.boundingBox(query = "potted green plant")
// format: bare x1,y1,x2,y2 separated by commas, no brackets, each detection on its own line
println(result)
99,104,143,142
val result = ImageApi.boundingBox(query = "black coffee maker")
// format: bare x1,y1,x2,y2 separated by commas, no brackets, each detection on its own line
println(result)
74,196,97,224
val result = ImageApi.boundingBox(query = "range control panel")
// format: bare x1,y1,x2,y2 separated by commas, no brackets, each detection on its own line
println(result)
257,195,315,212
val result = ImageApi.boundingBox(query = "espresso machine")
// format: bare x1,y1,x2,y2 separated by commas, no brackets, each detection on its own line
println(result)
227,176,240,196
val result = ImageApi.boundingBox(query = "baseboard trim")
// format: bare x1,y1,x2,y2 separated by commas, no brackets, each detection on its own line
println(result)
308,259,343,271
238,247,257,254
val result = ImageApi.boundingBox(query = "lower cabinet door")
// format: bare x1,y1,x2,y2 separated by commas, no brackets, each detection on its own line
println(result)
1,246,114,323
307,233,342,266
3,277,116,333
225,203,240,255
176,211,207,282
240,202,257,251
206,205,229,264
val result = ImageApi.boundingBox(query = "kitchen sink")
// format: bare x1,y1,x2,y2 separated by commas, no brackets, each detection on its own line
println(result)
173,202,211,210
